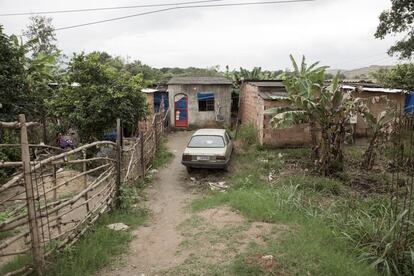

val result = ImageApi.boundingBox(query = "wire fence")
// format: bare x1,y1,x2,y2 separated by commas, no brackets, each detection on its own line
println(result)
0,110,169,275
387,112,414,270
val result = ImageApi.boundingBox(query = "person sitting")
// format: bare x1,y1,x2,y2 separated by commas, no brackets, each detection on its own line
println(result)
57,133,75,150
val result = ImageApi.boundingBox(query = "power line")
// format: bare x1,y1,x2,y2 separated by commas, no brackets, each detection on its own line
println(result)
0,0,224,16
52,0,315,32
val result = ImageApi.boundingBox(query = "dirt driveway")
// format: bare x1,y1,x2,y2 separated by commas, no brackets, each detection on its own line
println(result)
101,131,195,275
101,131,278,275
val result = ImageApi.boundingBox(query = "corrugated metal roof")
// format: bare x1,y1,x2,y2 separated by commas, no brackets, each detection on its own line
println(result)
167,76,232,85
259,91,289,100
247,81,285,87
341,85,404,94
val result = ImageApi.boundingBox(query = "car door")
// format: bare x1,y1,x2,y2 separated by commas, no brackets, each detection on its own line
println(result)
224,131,233,160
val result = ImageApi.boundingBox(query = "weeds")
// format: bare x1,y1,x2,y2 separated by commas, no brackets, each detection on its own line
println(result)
236,123,257,149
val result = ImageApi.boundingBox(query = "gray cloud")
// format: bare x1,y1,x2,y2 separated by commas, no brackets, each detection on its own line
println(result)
0,0,399,70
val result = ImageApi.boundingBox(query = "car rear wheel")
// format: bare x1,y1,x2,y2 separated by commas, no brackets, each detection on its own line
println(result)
186,166,193,173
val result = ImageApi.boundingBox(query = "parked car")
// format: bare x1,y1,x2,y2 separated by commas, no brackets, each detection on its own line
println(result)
182,129,233,172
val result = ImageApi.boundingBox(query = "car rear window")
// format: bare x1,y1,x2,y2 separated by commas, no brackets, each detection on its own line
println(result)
188,135,225,148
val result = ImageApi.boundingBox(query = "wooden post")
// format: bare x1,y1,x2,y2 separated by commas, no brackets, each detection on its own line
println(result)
115,119,122,207
19,114,44,275
154,115,159,153
140,131,145,177
52,164,62,235
82,150,90,212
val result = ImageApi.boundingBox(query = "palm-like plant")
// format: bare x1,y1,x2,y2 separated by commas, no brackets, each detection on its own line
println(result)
361,97,396,170
268,55,366,175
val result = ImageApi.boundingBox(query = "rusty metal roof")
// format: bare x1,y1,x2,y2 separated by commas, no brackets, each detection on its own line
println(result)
247,81,285,87
259,91,289,100
167,76,232,85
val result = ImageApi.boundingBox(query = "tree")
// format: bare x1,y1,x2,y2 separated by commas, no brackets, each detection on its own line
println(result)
0,25,27,121
373,64,414,91
375,1,414,59
23,16,59,56
268,56,366,175
48,52,147,142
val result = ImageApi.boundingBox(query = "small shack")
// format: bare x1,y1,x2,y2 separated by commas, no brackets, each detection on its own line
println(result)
141,85,169,114
239,80,311,148
340,81,406,137
167,76,232,128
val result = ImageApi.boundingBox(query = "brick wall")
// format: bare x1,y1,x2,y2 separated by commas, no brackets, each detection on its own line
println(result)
239,83,265,144
262,100,311,148
352,91,405,137
239,83,311,147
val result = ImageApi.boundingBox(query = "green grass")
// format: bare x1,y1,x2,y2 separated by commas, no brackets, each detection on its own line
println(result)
191,146,380,275
152,136,174,169
45,208,147,276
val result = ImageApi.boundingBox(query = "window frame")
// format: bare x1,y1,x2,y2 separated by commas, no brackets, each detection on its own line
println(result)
197,92,215,112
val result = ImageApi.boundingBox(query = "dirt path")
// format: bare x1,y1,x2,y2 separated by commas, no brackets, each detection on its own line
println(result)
101,131,281,275
102,131,196,275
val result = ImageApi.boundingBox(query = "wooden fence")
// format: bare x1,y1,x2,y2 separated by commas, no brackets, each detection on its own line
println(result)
0,111,169,275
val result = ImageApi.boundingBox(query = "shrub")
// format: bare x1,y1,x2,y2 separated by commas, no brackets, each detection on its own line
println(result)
237,123,257,149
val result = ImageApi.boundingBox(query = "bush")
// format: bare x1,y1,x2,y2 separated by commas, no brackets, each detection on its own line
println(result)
237,123,257,149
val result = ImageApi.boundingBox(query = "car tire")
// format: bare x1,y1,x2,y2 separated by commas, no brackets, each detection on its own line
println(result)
186,166,193,173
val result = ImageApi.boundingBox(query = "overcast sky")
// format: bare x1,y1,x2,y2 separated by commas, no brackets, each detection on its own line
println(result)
0,0,401,70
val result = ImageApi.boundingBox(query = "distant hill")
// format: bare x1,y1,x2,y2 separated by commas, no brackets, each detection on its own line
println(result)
327,65,395,80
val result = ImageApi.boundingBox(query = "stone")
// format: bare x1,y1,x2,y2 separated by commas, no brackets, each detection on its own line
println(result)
107,223,129,231
261,255,274,260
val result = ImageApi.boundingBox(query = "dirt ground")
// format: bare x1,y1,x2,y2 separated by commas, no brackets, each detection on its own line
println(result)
100,131,280,276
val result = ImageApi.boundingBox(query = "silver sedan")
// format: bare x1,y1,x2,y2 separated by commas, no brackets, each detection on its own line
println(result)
182,129,233,173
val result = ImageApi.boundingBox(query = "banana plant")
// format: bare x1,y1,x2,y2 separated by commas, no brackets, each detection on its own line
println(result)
361,97,396,170
267,55,366,175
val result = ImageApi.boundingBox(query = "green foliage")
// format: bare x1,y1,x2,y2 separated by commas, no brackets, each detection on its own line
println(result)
373,63,414,91
47,52,147,141
236,123,257,148
152,137,174,169
375,0,414,59
192,147,414,275
22,16,59,56
0,25,28,121
224,66,283,88
44,209,147,276
269,55,367,175
279,175,343,195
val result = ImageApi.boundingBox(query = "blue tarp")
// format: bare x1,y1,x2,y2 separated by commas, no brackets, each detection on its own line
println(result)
175,96,187,109
197,92,214,101
154,92,169,112
405,92,414,113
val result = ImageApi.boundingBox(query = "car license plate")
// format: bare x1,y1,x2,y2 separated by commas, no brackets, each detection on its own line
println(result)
197,156,210,161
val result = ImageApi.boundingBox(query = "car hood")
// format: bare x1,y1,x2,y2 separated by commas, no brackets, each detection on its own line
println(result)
184,147,226,156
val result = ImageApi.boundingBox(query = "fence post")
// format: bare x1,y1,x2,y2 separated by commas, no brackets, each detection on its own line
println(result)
52,164,62,235
140,130,145,178
82,149,90,212
154,115,159,153
115,118,122,207
19,114,44,275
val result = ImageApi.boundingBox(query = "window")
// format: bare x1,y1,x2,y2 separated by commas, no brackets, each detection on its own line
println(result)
198,92,215,111
188,135,225,148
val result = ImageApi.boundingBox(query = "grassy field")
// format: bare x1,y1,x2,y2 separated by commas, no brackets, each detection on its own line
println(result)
188,129,404,275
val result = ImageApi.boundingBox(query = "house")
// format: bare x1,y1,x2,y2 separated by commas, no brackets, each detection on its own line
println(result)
240,79,407,148
167,76,232,128
239,80,312,148
141,85,169,114
340,81,406,137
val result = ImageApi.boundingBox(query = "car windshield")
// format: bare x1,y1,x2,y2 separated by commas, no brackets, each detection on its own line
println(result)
188,135,225,148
